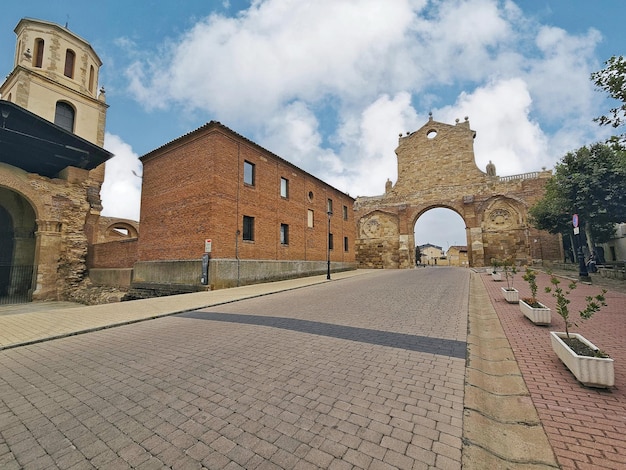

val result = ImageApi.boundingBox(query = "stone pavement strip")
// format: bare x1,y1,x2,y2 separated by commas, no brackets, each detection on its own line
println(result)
463,273,558,469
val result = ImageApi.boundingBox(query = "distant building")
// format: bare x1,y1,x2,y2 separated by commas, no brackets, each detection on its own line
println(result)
418,243,444,265
600,223,626,265
446,246,468,267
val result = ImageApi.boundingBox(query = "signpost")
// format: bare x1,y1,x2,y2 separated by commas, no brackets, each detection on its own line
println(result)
201,239,212,286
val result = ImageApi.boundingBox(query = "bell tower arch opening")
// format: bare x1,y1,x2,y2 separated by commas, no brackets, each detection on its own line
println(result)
414,207,467,266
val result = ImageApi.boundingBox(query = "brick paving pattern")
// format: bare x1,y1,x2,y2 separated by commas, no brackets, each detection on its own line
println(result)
0,269,468,469
481,270,626,470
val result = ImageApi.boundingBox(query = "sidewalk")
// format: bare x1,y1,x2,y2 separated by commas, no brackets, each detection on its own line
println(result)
480,269,626,470
0,270,375,350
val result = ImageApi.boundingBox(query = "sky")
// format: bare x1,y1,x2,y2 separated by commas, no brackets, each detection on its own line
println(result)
1,0,624,251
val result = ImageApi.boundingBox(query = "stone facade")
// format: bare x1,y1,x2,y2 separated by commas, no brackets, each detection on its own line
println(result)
355,116,562,269
0,163,104,300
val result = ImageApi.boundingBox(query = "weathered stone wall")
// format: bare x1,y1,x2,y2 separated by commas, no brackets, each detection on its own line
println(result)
0,162,105,301
355,117,562,268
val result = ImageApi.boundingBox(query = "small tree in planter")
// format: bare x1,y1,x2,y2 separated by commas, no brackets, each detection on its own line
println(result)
490,258,502,281
545,272,612,387
521,267,540,306
519,267,551,324
545,273,607,354
501,259,518,303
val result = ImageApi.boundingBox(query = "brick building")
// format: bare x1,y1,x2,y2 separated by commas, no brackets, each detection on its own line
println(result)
131,121,356,292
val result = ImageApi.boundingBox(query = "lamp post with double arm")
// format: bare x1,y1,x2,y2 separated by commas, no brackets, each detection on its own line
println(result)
327,210,333,280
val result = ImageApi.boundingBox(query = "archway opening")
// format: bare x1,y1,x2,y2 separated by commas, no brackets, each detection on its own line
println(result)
414,208,467,266
0,187,37,304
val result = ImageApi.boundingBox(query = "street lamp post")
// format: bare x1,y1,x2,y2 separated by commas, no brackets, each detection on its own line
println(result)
573,213,590,282
327,210,333,280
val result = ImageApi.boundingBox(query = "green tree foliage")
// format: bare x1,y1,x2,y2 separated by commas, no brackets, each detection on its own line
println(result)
591,55,626,143
529,143,626,243
528,178,570,234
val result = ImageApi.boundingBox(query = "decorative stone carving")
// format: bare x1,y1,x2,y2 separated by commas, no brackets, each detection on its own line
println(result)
488,208,513,229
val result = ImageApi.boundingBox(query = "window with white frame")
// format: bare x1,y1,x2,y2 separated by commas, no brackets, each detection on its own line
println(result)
280,177,289,198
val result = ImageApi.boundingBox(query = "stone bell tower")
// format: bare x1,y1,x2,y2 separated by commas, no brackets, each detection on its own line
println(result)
0,18,110,228
0,18,108,147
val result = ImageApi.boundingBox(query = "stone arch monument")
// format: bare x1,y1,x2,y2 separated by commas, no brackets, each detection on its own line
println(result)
354,116,563,268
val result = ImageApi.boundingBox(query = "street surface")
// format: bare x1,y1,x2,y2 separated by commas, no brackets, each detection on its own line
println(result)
0,268,469,469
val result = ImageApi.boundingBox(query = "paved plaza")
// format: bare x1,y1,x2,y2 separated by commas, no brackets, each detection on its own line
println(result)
0,269,469,469
0,267,624,469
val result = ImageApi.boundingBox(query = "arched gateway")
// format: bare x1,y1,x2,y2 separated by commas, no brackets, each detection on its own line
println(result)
354,116,563,269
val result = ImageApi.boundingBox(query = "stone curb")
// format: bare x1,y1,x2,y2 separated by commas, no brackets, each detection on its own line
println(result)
462,272,559,469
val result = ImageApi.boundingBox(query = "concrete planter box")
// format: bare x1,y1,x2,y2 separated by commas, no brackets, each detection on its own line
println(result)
519,299,551,325
491,272,502,281
501,287,519,304
550,332,614,388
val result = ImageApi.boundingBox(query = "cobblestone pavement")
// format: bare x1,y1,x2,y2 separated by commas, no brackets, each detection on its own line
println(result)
481,269,626,470
0,268,469,469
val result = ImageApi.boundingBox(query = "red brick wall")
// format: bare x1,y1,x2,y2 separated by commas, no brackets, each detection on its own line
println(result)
88,239,138,268
138,123,356,263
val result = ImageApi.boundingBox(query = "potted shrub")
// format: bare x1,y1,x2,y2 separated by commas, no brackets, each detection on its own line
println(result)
545,273,612,388
519,267,551,325
501,259,518,303
490,258,502,281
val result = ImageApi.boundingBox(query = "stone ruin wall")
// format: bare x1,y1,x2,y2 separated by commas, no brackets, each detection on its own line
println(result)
354,117,563,269
0,163,114,302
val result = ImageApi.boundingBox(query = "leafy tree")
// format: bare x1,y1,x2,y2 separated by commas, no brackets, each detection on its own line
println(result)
591,55,626,143
528,178,570,234
529,143,626,248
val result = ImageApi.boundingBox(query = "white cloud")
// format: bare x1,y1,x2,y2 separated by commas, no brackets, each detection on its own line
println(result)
337,92,421,196
438,78,549,175
115,0,612,243
127,0,417,119
100,133,142,221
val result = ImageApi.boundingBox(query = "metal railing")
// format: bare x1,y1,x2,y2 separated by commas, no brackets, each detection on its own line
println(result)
0,265,34,305
498,172,540,182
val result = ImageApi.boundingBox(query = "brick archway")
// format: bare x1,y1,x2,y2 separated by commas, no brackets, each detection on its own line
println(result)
354,117,562,268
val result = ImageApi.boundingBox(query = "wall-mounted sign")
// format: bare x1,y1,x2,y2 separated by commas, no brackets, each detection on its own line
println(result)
205,238,212,253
